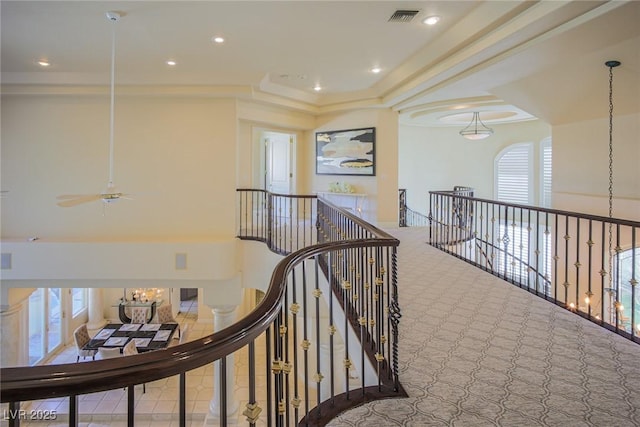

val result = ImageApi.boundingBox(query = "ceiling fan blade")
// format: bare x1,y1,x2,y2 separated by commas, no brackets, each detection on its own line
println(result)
57,194,95,200
57,194,102,207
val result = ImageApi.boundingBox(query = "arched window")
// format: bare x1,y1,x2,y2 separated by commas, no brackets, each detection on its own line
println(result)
494,142,533,205
493,141,552,287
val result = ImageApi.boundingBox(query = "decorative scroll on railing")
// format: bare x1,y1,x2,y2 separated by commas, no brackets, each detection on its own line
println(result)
429,190,640,344
1,191,404,427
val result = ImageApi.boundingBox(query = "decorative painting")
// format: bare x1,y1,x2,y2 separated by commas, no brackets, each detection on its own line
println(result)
315,127,375,176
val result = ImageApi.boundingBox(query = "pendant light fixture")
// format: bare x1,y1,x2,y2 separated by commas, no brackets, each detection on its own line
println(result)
459,111,493,140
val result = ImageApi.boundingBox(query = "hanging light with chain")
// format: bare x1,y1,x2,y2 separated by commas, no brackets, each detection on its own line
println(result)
459,112,493,140
605,60,621,325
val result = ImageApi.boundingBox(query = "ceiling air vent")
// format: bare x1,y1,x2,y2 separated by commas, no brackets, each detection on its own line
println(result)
388,10,420,23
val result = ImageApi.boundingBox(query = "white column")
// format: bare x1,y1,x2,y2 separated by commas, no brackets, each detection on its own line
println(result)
205,305,239,425
1,302,28,367
86,288,107,330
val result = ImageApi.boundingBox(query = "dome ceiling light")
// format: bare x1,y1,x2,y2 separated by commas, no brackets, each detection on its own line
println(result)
459,111,493,140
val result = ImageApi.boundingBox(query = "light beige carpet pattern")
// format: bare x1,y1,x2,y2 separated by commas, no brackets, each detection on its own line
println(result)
329,227,640,427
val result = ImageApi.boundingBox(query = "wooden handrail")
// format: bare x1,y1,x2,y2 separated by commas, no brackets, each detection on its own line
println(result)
1,239,396,404
430,190,640,226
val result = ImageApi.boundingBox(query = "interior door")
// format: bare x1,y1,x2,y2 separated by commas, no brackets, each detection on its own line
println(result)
265,132,292,194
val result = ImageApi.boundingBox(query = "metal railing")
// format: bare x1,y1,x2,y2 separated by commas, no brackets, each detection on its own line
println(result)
399,188,466,228
1,190,404,427
429,189,640,344
237,189,318,255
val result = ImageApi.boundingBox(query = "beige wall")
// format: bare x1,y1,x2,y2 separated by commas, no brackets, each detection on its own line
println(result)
1,95,238,241
553,112,640,220
399,119,551,214
1,92,399,312
311,108,399,226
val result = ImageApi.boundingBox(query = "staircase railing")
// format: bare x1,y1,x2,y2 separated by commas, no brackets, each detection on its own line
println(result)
1,190,404,427
237,188,318,254
236,189,406,423
398,188,429,227
429,190,640,344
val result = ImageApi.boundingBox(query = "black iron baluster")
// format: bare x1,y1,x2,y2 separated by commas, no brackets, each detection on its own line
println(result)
127,386,134,427
301,261,310,421
358,246,366,396
315,255,323,420
179,372,186,427
239,190,244,237
533,210,538,293
70,394,78,427
575,218,581,311
267,193,273,251
563,215,570,307
390,246,401,391
544,212,550,298
386,246,392,379
220,356,227,427
600,222,607,326
245,341,259,426
274,311,284,426
343,251,351,402
328,251,335,405
265,327,272,426
283,281,291,426
631,228,637,339
587,220,594,318
291,268,300,424
615,223,622,332
8,401,20,427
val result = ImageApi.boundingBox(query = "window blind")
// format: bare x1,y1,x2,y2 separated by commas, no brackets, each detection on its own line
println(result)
497,144,531,204
542,142,552,208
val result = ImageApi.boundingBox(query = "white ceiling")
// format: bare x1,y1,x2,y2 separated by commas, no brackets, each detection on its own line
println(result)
2,1,639,126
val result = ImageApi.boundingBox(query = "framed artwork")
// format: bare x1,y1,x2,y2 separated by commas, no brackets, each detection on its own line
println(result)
316,127,375,176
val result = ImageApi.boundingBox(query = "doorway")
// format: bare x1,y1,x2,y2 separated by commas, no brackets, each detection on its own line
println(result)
180,288,198,316
262,131,295,194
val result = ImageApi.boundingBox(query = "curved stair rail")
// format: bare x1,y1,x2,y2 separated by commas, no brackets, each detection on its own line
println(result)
1,190,405,427
429,190,640,344
398,189,429,227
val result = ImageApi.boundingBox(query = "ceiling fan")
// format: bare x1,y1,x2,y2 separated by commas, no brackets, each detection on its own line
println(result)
57,11,130,208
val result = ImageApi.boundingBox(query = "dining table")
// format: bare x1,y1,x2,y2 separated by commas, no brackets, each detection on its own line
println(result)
84,323,178,353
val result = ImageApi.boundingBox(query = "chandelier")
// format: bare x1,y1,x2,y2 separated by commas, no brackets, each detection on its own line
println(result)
459,112,493,140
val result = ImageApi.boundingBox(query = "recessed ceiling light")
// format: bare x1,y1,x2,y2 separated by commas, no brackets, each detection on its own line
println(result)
370,67,382,74
166,60,177,66
423,15,440,26
37,60,50,67
212,36,225,44
313,84,322,92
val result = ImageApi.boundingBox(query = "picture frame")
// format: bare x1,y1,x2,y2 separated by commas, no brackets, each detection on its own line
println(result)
315,127,375,176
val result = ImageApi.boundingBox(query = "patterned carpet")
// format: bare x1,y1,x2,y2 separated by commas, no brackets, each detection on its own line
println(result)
329,227,640,427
